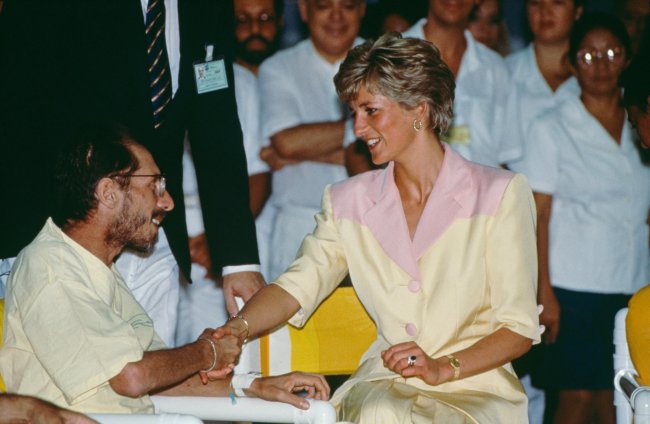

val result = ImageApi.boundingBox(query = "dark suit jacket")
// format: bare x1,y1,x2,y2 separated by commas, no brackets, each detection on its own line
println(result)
0,0,259,277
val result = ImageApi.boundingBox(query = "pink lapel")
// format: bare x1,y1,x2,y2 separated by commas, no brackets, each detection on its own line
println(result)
411,146,473,260
363,162,421,281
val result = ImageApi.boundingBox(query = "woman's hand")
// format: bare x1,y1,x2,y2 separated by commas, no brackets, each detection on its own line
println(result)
538,283,561,344
246,372,331,410
381,342,450,386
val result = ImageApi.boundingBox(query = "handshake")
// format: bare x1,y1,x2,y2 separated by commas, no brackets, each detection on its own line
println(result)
193,315,330,410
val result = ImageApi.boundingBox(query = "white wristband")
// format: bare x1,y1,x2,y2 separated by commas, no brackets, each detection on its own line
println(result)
231,372,261,397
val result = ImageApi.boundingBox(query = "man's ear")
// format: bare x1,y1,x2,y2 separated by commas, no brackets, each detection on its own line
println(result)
95,177,121,209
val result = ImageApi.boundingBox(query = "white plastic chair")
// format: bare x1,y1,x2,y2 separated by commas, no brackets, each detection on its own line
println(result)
151,396,336,423
613,308,650,423
88,413,203,424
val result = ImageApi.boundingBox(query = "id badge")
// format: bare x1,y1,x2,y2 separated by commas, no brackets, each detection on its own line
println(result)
193,59,228,94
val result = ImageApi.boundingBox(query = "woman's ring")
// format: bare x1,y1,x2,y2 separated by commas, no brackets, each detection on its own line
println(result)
407,355,417,367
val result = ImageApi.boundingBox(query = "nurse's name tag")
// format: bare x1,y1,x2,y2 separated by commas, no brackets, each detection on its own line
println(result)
442,125,471,145
193,59,228,94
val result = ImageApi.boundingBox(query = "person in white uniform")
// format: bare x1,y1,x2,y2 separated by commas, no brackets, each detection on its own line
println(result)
503,2,584,421
258,0,365,281
402,0,512,167
505,0,584,171
516,14,650,423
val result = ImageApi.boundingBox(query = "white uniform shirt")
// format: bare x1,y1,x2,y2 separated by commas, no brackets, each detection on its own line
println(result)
505,44,581,170
517,96,650,294
258,38,358,210
403,20,512,167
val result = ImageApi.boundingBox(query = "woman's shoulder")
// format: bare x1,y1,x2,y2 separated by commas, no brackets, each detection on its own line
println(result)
328,168,386,220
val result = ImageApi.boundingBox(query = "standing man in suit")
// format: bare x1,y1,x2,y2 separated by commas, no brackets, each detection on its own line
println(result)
0,0,264,345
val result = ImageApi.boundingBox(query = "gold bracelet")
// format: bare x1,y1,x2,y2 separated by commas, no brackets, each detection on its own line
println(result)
446,354,461,381
229,314,250,343
198,336,217,372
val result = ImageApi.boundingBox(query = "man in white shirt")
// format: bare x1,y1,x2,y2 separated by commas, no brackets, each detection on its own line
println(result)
259,0,365,281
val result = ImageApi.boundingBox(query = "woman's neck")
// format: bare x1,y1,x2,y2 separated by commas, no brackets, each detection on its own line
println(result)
393,136,444,204
533,40,571,92
581,90,625,143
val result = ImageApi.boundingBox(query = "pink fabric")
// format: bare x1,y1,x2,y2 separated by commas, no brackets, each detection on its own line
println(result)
330,145,514,280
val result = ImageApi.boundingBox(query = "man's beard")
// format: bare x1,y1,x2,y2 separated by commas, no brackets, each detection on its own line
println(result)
107,193,163,253
235,34,279,66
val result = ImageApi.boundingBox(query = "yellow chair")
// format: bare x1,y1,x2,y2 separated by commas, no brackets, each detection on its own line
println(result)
258,287,377,377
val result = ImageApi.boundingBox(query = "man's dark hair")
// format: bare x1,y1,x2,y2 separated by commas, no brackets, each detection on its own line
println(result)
52,124,139,227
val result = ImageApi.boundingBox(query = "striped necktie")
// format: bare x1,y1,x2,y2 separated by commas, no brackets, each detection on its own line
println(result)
145,0,172,129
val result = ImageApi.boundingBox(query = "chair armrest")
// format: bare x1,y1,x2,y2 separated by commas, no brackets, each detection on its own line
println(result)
150,396,336,424
88,413,202,423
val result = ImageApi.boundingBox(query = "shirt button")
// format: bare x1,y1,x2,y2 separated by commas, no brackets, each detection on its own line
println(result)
408,280,421,293
405,323,418,336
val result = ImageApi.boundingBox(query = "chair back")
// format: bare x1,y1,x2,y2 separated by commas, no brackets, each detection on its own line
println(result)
259,287,376,376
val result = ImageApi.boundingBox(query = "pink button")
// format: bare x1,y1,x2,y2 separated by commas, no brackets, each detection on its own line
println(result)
408,280,421,293
405,323,417,336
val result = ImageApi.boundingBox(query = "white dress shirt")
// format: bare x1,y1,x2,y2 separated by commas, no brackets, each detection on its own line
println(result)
505,43,581,170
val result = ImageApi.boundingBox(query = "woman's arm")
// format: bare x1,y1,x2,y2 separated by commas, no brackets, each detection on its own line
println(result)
534,192,561,343
382,327,531,385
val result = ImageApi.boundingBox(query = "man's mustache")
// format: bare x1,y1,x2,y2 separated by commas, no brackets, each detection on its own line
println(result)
243,34,271,49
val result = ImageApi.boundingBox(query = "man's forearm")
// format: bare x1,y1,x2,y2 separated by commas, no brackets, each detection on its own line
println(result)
109,337,233,397
271,121,345,161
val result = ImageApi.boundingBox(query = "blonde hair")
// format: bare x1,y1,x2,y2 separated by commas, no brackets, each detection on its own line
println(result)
334,32,455,135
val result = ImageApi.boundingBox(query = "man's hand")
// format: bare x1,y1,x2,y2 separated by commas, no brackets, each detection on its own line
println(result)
198,327,241,384
189,233,215,280
223,271,265,316
246,372,330,410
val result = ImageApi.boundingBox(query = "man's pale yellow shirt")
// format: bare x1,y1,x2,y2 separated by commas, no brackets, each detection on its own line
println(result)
0,219,166,413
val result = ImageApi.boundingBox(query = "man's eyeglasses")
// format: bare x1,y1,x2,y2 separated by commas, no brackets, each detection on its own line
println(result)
123,173,167,197
576,46,624,66
236,12,276,28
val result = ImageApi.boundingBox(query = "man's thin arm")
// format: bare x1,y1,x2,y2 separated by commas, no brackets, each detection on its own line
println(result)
109,334,238,397
271,121,345,161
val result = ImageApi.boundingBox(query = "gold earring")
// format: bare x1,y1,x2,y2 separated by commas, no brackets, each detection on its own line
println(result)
413,119,423,132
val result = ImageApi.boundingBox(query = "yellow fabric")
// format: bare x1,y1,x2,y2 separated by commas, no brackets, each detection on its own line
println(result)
288,287,376,375
0,298,5,393
273,167,540,423
627,286,650,385
0,219,166,413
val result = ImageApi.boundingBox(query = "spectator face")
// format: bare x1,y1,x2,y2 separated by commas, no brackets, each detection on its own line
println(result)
299,0,366,63
234,0,281,66
428,0,478,27
573,28,628,98
469,0,501,49
527,0,582,45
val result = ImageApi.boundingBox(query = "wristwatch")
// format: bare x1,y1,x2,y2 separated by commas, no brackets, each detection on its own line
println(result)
446,354,461,381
